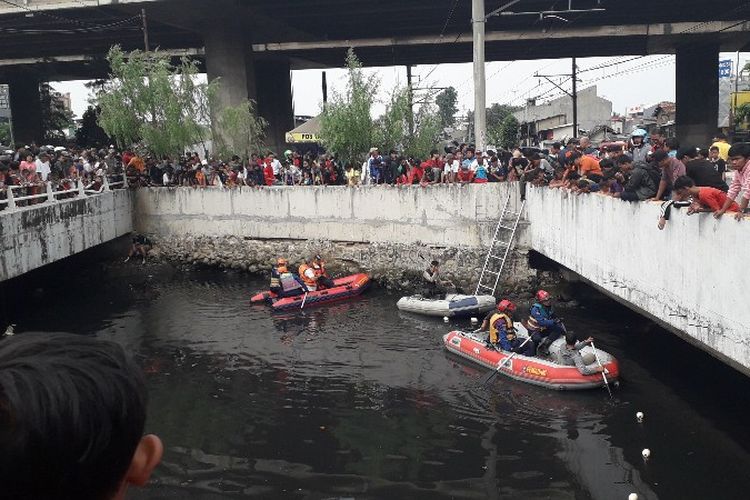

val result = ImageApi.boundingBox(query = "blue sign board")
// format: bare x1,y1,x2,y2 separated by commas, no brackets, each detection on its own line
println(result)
719,59,733,79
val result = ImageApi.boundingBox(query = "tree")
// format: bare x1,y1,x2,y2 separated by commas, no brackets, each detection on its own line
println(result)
40,82,74,143
404,104,442,160
374,86,410,153
95,46,218,157
497,114,520,149
76,106,113,148
435,86,458,128
214,100,268,158
319,49,379,166
0,120,10,146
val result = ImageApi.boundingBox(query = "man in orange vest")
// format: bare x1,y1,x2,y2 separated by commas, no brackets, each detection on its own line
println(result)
298,258,319,292
312,255,335,289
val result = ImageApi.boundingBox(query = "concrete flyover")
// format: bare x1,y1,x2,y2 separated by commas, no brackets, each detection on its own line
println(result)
525,186,750,377
0,190,133,282
2,1,750,149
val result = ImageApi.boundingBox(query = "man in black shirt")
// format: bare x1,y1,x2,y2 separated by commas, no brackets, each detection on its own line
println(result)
708,145,727,181
676,147,728,192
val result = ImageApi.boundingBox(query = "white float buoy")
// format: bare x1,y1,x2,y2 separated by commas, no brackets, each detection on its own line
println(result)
642,448,651,459
470,317,478,325
628,494,639,500
443,316,449,323
636,411,644,423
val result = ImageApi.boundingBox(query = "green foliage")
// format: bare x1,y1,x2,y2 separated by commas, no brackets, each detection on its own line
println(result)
95,46,217,157
735,102,750,127
40,82,74,142
0,120,10,145
374,86,410,153
214,100,268,158
76,106,113,148
404,104,442,160
435,86,458,128
319,49,379,165
497,114,520,149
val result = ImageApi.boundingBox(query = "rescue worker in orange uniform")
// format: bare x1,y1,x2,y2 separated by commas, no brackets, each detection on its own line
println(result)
312,255,335,289
298,258,320,292
270,258,305,297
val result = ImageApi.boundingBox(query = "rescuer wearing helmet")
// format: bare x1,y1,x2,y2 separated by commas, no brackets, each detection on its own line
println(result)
527,290,566,356
270,258,305,297
478,300,535,355
312,255,335,290
629,128,651,163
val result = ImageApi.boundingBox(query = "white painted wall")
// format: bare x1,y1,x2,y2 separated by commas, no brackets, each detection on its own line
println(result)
134,184,523,248
0,191,133,281
526,186,750,376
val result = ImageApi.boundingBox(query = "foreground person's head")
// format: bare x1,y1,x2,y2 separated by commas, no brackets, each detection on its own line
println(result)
0,332,162,500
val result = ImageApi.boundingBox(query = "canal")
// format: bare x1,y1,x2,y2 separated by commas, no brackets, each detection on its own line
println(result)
3,251,749,500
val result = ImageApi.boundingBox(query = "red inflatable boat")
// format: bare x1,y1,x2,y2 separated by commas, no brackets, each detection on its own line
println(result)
444,329,619,391
251,273,371,311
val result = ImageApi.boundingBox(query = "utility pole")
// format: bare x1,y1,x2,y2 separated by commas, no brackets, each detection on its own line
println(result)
472,0,486,150
141,8,150,52
572,57,578,138
406,65,414,136
322,71,328,109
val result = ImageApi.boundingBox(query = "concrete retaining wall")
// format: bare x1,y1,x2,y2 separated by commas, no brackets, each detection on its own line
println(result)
526,186,750,376
0,191,133,282
134,184,523,248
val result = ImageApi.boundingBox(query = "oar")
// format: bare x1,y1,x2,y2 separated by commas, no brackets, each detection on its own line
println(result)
482,336,533,386
300,292,308,309
590,341,613,398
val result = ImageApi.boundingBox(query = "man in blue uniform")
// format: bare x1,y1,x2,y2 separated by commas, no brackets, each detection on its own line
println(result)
527,290,566,355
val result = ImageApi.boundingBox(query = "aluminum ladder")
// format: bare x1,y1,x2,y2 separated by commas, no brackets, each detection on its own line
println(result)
474,194,525,296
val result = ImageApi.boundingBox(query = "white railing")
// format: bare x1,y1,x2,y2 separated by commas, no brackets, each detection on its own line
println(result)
0,175,128,211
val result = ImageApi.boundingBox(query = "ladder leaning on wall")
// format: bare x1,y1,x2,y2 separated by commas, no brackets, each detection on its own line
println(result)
474,193,526,297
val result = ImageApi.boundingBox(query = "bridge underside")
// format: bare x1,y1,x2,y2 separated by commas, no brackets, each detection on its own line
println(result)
1,0,749,149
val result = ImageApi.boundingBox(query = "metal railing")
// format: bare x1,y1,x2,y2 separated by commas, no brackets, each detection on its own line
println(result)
0,175,127,212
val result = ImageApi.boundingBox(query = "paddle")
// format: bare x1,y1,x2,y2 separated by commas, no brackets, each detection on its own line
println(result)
481,336,533,386
300,292,308,309
590,341,613,398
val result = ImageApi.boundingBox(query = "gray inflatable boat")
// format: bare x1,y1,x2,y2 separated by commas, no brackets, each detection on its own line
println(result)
396,294,496,317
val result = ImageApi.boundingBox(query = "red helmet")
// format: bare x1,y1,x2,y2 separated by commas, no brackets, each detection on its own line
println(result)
536,290,551,301
497,299,516,313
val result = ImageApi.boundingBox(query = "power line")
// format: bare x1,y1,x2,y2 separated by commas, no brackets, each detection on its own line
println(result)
0,0,140,31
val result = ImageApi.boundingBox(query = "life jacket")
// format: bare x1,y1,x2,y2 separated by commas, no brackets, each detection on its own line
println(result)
489,313,514,344
312,262,325,277
298,264,317,290
527,303,550,331
279,272,303,292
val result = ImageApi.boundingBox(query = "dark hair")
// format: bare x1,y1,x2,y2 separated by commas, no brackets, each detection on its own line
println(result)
673,175,695,191
529,152,540,161
565,332,578,346
709,145,719,152
599,158,614,170
430,149,439,156
430,260,439,267
715,132,727,140
651,150,669,163
676,147,698,160
615,155,633,166
577,179,590,189
567,151,582,164
552,142,562,150
665,138,680,150
0,333,148,500
728,142,750,158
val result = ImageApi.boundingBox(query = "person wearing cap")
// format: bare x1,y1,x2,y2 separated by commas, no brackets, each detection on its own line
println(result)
527,290,566,356
312,255,335,289
270,258,305,297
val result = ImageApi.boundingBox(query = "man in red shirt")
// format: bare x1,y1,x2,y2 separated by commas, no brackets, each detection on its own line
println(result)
673,175,739,214
456,164,475,184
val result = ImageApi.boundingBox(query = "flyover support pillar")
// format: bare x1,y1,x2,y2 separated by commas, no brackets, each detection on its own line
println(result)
255,60,294,155
675,42,719,146
6,75,43,146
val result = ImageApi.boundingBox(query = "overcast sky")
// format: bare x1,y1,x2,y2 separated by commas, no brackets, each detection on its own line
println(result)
52,53,746,121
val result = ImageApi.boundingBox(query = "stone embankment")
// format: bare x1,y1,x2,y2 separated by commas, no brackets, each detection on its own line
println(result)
150,235,542,295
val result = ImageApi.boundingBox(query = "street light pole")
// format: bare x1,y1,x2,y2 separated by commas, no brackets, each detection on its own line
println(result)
472,0,487,150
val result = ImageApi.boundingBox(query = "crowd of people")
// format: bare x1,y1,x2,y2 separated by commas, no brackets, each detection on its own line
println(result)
3,129,749,223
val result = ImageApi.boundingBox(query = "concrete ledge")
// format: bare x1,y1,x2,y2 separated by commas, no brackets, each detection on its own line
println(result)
0,190,133,281
526,187,750,376
134,184,523,248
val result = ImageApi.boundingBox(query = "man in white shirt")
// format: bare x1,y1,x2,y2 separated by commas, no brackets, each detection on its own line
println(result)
269,153,282,178
35,153,51,181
